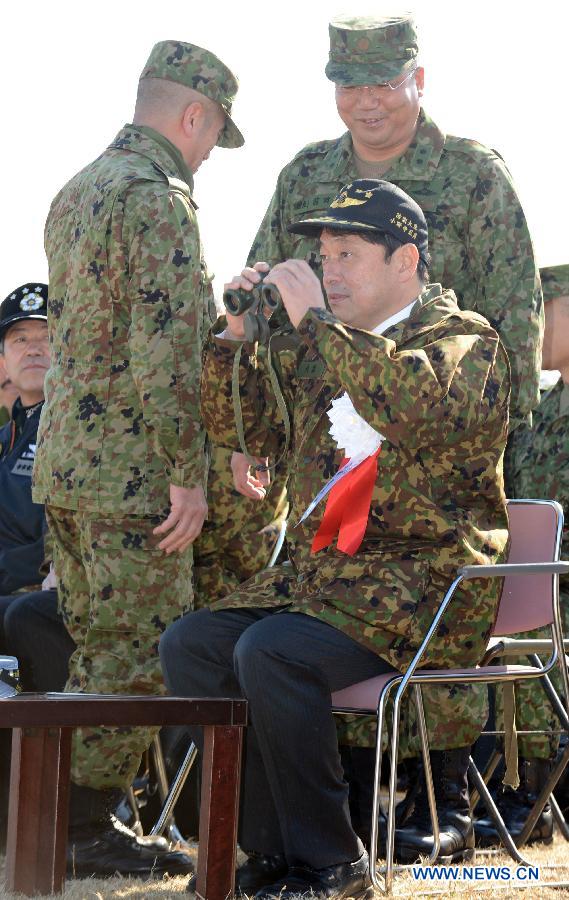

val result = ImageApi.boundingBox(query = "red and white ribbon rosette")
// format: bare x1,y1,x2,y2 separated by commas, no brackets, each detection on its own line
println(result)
299,393,385,556
299,301,415,555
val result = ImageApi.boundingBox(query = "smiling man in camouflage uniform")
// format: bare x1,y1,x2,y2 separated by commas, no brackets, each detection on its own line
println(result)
161,180,511,895
32,40,243,877
250,16,542,433
248,13,542,836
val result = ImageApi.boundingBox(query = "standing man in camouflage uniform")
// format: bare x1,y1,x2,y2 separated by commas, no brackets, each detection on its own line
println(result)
161,180,511,895
32,40,244,877
476,265,569,847
248,13,542,836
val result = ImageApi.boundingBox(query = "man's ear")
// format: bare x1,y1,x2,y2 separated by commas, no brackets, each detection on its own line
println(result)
414,66,425,99
181,101,204,137
396,243,420,283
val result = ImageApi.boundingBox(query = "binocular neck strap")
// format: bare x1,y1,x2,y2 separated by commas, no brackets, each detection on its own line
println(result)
231,335,291,474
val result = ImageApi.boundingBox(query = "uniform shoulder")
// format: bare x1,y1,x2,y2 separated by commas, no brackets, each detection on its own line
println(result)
291,135,344,160
47,150,175,227
282,135,347,174
443,132,508,170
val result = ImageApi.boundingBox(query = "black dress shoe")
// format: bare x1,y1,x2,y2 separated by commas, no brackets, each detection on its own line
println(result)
67,821,195,878
254,851,373,899
186,851,287,895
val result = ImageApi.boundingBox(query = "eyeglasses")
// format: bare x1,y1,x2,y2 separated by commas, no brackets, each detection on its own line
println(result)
336,67,417,99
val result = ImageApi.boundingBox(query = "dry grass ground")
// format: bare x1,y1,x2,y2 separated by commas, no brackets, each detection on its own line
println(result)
2,837,569,899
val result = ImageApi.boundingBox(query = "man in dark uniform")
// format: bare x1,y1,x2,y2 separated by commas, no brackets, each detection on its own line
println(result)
0,282,55,849
0,283,49,623
0,283,70,688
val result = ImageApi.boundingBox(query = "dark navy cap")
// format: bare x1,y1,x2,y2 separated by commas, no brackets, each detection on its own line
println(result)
0,283,48,340
288,178,429,264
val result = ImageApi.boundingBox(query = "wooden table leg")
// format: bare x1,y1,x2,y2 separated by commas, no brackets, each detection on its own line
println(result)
196,725,243,900
5,726,72,896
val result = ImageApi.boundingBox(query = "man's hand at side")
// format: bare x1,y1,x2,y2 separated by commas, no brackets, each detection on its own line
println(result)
154,484,208,554
265,259,326,328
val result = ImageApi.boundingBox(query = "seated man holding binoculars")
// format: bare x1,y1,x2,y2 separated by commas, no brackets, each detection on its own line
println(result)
160,178,511,899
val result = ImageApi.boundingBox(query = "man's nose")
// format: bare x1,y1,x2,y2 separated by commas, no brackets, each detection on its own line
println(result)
323,266,342,289
26,341,46,355
356,89,382,109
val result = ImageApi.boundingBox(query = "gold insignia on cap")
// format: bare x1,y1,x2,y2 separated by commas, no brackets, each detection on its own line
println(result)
331,189,367,209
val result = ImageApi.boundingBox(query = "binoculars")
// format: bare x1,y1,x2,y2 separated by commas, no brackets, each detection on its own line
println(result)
222,277,282,343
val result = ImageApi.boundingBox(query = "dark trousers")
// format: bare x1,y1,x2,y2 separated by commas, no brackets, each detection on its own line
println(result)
0,588,74,848
159,607,395,869
1,589,74,691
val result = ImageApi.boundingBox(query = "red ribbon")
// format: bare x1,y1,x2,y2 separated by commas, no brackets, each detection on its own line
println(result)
311,447,381,556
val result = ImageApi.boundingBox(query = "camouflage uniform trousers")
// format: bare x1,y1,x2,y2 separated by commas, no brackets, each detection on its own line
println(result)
493,589,569,761
337,686,488,755
46,505,193,791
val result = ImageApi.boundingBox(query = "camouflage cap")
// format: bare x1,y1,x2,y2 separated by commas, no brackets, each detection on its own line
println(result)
140,40,244,149
540,265,569,303
326,14,418,85
288,178,429,264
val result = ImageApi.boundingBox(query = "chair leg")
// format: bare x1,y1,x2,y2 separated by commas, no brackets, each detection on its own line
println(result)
150,737,197,839
467,758,532,866
369,678,401,894
384,683,406,895
550,792,569,841
517,742,569,846
126,785,144,836
469,747,502,811
413,684,440,864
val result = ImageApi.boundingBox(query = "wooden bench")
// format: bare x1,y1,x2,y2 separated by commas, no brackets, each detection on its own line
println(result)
0,692,247,899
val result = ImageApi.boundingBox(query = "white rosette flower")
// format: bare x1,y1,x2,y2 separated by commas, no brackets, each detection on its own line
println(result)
327,392,385,463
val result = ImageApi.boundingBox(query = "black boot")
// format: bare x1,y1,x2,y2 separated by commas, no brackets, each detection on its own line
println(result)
341,745,418,850
186,851,288,895
475,757,554,848
67,783,194,878
394,746,475,864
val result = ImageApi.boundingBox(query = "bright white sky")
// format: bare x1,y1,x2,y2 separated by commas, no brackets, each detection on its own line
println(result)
1,0,566,304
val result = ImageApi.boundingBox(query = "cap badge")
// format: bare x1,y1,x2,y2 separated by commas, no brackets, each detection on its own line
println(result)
19,291,44,311
331,191,367,209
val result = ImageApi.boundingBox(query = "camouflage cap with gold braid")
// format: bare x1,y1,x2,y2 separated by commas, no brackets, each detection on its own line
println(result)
540,265,569,303
288,178,429,264
325,14,418,85
140,40,244,149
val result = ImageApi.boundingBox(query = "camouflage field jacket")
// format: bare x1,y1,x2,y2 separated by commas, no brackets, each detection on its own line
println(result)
201,285,511,670
248,110,542,429
33,126,213,515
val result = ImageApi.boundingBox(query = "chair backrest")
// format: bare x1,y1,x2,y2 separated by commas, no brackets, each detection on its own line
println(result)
492,499,563,636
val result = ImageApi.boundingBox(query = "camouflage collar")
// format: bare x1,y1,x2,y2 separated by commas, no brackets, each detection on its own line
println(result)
108,125,195,193
383,283,459,344
340,108,446,183
387,110,446,181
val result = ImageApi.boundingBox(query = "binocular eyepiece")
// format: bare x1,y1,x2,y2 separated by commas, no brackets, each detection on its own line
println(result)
222,276,282,344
